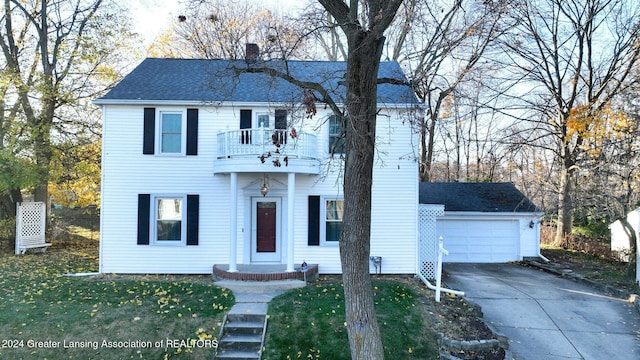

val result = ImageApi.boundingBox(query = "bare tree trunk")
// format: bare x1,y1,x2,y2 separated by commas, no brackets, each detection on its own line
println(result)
554,157,575,246
317,1,405,358
33,121,52,205
555,168,569,246
421,114,437,182
419,117,429,181
0,189,22,219
0,189,21,250
339,31,385,360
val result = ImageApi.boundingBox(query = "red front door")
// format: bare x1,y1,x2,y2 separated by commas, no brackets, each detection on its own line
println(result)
252,197,281,262
256,201,277,252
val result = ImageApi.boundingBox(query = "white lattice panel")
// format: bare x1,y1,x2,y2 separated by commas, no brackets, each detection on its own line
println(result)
418,204,444,280
16,202,47,254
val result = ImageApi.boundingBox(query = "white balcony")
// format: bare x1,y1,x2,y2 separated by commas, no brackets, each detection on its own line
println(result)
214,128,321,174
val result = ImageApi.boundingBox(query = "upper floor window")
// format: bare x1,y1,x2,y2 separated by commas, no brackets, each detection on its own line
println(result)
159,111,185,154
328,115,345,154
257,113,270,128
143,108,197,156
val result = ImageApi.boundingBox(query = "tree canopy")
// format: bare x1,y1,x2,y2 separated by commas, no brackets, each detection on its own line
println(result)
0,0,138,221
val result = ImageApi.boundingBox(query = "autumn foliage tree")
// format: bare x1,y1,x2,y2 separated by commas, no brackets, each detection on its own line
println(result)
494,0,640,245
48,141,101,208
0,0,135,221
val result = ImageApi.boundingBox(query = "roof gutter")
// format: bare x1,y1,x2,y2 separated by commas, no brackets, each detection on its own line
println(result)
440,211,544,219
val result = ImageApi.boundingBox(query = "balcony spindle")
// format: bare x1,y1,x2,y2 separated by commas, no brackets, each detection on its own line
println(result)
216,128,318,160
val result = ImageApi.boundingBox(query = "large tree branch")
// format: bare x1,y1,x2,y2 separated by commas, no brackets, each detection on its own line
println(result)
239,64,344,121
318,0,355,35
370,0,404,37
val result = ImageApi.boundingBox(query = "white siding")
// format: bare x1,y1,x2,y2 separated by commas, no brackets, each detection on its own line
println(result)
610,208,640,262
100,105,418,274
100,106,230,273
519,217,541,258
369,112,419,274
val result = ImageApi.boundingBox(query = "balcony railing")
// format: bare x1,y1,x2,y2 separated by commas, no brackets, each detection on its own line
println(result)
216,128,318,160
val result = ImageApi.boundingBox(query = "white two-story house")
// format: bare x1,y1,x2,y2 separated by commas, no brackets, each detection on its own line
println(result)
94,54,421,275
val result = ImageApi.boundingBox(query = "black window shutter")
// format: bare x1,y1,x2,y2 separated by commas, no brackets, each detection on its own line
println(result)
186,109,198,155
240,109,252,144
137,194,151,245
143,108,155,154
187,195,199,245
308,196,320,246
240,109,252,129
275,109,287,129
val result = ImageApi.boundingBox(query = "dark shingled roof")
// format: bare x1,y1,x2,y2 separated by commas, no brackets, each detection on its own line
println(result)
419,182,539,213
95,58,419,105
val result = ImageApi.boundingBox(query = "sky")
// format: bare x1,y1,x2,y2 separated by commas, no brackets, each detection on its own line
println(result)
125,0,310,43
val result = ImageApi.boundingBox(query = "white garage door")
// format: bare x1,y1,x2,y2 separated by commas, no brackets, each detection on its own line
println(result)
439,219,520,263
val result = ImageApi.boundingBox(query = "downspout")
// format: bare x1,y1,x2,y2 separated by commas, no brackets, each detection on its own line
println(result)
417,238,465,297
534,215,550,263
98,105,106,274
422,277,465,296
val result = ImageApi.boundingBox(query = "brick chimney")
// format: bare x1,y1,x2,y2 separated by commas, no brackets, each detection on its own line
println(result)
245,43,259,61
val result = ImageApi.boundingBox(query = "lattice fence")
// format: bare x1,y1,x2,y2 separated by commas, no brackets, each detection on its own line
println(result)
16,202,49,254
418,204,444,281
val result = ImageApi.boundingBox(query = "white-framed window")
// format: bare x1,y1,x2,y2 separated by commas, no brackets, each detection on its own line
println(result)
257,113,271,129
320,196,344,245
158,110,186,154
328,115,345,154
256,113,272,143
153,195,186,245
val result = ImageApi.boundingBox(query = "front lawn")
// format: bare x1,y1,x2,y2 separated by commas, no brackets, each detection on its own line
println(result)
263,278,440,360
0,242,234,359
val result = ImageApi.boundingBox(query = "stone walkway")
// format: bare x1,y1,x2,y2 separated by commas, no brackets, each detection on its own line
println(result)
214,279,306,304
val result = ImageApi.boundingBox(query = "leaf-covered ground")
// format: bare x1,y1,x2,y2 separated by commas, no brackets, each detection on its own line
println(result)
541,247,639,293
0,241,234,359
264,275,505,360
264,277,440,360
2,207,509,359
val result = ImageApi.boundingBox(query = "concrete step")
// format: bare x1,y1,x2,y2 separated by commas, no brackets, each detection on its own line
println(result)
214,349,261,360
227,313,266,323
214,302,269,360
218,334,262,352
223,321,265,336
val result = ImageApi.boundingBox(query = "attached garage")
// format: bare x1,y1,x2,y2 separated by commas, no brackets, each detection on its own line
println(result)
420,182,543,263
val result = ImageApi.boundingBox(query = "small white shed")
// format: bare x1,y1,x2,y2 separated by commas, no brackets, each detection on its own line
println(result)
420,182,543,263
609,208,640,284
610,208,640,260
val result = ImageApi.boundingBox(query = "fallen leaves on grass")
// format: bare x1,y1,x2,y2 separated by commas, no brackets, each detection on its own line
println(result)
0,243,234,359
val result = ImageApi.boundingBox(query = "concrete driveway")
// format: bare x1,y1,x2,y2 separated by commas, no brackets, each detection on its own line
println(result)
444,263,640,360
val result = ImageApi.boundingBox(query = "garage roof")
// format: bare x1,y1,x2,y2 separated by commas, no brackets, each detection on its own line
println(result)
419,182,539,213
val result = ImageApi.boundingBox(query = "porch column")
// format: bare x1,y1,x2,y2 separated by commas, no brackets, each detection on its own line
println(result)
286,172,296,272
228,172,238,272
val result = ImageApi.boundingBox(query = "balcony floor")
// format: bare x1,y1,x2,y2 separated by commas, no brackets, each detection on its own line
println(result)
213,156,321,174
